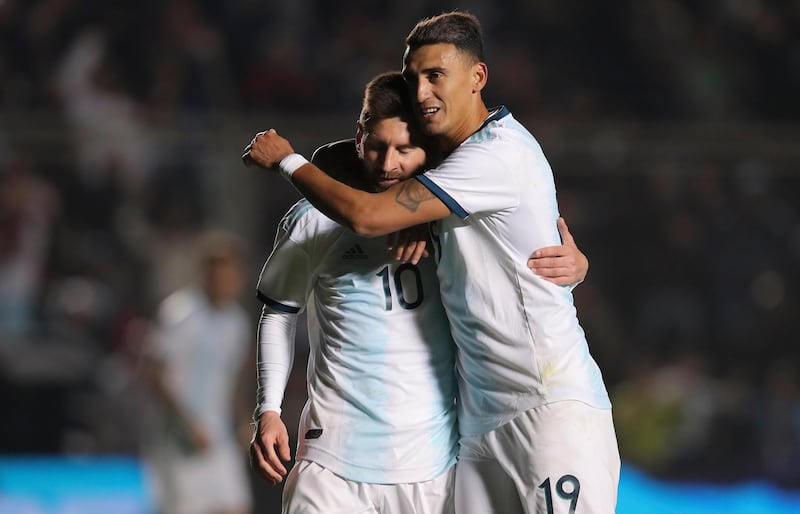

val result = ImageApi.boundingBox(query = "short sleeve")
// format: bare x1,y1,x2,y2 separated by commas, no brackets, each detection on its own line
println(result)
256,204,318,313
418,137,520,219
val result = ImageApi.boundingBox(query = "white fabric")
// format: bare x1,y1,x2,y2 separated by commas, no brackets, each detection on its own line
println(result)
255,305,298,416
152,445,253,514
282,460,455,514
150,287,249,445
455,401,620,514
148,287,252,513
417,107,612,438
256,199,458,484
280,153,310,180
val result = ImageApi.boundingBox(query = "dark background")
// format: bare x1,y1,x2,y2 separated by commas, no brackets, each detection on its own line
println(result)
1,0,799,511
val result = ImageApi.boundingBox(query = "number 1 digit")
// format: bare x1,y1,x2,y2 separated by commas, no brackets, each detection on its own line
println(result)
538,478,554,514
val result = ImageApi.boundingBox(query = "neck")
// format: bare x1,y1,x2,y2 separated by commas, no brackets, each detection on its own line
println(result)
438,101,490,154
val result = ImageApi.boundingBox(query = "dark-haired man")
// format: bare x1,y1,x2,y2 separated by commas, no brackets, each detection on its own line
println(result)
245,21,611,508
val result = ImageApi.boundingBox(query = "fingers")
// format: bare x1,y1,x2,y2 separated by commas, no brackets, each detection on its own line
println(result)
389,225,431,264
395,239,426,265
277,437,291,463
264,430,289,476
241,129,277,166
529,255,571,270
249,412,291,486
528,247,577,285
387,232,399,253
529,246,566,260
557,217,576,246
250,438,288,485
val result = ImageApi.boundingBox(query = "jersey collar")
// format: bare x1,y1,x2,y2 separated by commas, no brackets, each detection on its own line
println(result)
477,105,510,132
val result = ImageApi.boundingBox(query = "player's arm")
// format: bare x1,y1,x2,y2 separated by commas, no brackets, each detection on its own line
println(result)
250,305,297,486
527,217,588,287
244,129,450,236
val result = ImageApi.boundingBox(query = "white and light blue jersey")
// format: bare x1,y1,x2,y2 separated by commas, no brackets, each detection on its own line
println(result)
257,199,458,484
152,288,249,447
417,106,611,438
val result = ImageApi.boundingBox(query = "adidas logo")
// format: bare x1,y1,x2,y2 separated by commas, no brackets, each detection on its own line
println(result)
342,244,369,260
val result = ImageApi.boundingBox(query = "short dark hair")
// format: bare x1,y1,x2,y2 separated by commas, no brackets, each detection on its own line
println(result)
405,11,484,63
359,71,415,127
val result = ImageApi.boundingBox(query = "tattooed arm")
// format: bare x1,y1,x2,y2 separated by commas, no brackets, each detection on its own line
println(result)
291,165,450,236
245,128,450,236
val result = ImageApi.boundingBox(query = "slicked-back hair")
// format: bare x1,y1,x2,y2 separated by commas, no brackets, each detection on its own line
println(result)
405,11,484,63
359,71,416,128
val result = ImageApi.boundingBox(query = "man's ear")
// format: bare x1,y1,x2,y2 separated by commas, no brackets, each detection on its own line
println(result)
472,62,488,93
355,120,366,157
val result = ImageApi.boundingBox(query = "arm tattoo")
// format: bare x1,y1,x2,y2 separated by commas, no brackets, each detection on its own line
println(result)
395,180,435,212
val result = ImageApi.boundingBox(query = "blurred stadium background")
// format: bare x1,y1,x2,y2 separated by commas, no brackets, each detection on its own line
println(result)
1,1,799,512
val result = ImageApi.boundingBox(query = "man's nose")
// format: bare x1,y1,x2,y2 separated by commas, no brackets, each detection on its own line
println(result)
383,148,399,171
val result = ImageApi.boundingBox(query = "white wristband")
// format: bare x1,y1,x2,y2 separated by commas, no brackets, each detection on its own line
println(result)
279,153,309,181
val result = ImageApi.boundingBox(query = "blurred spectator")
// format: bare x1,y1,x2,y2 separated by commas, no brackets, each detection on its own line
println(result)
141,230,254,514
55,29,156,195
0,154,58,340
0,1,797,505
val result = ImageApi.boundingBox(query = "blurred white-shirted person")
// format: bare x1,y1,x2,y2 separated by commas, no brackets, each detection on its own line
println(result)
144,230,253,514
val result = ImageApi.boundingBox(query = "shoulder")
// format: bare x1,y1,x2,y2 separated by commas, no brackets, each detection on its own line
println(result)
311,139,358,168
311,139,366,188
157,287,202,326
277,198,340,245
456,111,542,164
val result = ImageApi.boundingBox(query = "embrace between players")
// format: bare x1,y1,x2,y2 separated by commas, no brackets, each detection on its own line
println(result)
244,11,620,514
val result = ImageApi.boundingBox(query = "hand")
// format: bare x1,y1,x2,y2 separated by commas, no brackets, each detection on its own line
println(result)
241,129,295,170
528,217,588,286
188,423,212,453
387,224,430,265
249,411,291,485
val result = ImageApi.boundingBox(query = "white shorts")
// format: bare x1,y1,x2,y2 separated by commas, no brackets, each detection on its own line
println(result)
282,460,455,514
151,445,253,514
455,401,620,514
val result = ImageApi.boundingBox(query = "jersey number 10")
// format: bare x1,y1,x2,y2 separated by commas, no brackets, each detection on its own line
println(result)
377,264,424,311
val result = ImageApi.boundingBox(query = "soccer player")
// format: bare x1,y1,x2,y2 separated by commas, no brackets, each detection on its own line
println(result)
244,11,620,514
248,71,590,513
143,230,253,514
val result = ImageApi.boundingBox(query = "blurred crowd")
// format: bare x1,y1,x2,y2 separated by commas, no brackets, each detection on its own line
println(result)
2,0,799,120
1,0,799,503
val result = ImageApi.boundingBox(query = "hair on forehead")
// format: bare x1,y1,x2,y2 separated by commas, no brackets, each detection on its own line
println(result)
405,11,484,62
359,71,415,127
